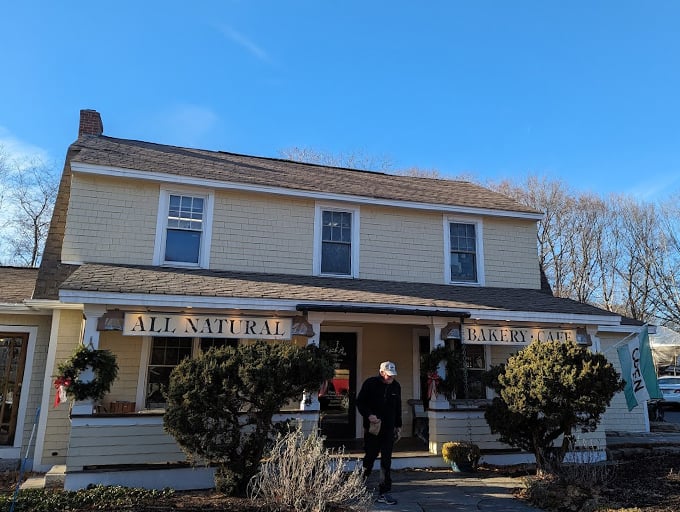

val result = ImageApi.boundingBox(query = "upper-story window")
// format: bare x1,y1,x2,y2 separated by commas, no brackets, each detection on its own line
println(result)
154,188,213,268
314,204,360,277
445,218,484,285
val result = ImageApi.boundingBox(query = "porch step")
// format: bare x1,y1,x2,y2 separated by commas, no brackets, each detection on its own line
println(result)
20,476,46,489
45,464,66,489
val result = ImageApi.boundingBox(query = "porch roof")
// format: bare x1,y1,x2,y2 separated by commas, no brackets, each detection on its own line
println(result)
60,263,620,320
0,266,38,304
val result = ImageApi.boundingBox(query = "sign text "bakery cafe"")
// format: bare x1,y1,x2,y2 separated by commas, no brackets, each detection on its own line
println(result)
463,325,577,345
123,313,292,340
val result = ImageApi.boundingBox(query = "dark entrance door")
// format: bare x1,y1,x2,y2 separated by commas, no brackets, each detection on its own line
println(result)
0,333,28,446
318,332,357,440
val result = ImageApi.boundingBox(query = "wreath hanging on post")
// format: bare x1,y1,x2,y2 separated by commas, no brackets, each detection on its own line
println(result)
54,344,119,405
420,345,462,401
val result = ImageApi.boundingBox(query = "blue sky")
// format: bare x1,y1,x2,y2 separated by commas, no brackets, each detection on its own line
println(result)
2,1,680,200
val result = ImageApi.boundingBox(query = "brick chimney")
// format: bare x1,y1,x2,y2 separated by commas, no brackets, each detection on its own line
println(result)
78,109,103,137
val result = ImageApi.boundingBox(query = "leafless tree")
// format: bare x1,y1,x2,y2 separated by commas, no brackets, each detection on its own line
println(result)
593,196,623,312
279,146,394,172
614,197,660,322
0,156,58,267
491,176,576,298
562,194,607,304
648,197,680,328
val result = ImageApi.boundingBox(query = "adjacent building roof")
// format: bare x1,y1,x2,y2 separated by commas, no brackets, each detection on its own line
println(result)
60,263,619,320
70,136,541,216
0,267,38,304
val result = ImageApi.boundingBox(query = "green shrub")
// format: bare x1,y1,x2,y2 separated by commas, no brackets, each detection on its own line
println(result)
483,340,624,474
163,341,334,496
0,485,173,512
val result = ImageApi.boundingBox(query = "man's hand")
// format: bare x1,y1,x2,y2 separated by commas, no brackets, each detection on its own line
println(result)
394,427,402,442
368,414,379,423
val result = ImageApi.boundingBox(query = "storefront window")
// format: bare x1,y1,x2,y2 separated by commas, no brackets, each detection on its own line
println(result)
145,337,240,408
454,342,486,399
146,337,192,408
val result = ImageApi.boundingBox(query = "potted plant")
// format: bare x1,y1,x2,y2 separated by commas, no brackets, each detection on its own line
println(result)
441,441,481,472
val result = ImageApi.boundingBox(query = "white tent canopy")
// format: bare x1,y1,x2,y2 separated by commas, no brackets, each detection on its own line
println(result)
650,326,680,372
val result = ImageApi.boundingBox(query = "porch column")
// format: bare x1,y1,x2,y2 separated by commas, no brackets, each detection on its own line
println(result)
428,321,451,410
588,326,601,353
300,319,322,411
71,305,105,415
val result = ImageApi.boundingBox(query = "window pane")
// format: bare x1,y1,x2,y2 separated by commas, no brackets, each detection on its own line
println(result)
322,211,351,242
321,241,351,274
450,222,477,282
454,343,486,399
146,337,192,408
167,195,203,231
165,229,201,263
321,210,352,274
451,253,477,281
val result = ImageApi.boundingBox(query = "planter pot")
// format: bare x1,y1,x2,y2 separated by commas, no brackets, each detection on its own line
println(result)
450,461,476,473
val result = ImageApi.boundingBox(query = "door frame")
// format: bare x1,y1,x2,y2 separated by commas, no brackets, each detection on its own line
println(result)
0,325,38,457
321,326,363,439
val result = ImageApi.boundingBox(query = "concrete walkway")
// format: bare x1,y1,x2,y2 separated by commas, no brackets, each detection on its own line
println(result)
367,468,541,512
369,430,680,511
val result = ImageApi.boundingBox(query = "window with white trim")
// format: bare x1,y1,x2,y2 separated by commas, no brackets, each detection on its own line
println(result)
144,336,238,409
314,205,360,277
445,218,483,285
154,189,213,268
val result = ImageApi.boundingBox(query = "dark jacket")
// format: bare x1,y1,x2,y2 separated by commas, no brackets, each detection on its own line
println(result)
356,375,402,430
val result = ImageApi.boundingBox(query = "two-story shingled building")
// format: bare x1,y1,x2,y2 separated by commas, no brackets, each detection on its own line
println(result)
0,110,648,489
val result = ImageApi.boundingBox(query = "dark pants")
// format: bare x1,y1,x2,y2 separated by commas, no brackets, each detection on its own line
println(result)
362,427,394,494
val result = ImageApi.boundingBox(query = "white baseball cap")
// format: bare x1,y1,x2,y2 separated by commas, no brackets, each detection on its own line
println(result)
379,361,397,376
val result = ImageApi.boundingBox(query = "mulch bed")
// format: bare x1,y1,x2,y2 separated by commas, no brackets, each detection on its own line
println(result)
2,455,679,511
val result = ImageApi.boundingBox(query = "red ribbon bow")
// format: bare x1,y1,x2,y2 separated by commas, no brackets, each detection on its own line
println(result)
427,372,441,400
53,377,72,407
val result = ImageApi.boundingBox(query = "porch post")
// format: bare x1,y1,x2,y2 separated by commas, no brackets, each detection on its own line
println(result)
300,319,322,411
71,305,105,415
588,326,601,352
428,321,451,410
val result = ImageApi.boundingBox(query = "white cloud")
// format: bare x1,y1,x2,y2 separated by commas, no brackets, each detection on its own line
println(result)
0,126,49,168
155,105,220,146
217,24,270,63
624,172,680,201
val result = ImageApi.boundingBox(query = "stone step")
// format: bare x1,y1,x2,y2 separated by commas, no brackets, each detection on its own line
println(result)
20,476,45,489
44,464,66,489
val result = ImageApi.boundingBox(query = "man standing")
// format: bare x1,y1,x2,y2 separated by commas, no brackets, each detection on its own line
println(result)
356,360,402,505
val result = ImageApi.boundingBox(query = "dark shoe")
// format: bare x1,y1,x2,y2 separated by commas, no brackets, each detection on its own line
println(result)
376,493,397,505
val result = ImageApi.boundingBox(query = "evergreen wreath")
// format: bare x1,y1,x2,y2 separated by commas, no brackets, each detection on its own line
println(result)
420,344,462,400
55,344,119,401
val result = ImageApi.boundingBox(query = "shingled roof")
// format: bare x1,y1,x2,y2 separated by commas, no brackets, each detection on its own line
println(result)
34,109,541,301
69,136,541,215
0,267,38,304
60,263,618,319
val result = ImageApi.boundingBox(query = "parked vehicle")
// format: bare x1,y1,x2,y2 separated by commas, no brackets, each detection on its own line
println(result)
658,375,680,408
660,365,680,375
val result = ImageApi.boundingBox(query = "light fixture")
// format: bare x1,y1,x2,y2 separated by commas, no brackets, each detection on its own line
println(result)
96,310,125,331
291,316,315,337
440,322,461,341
